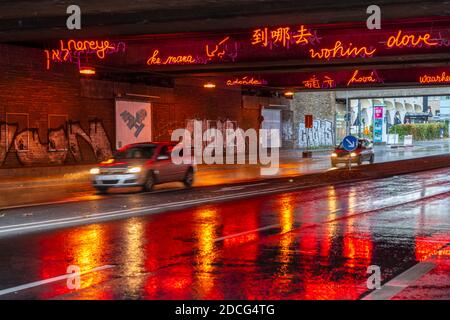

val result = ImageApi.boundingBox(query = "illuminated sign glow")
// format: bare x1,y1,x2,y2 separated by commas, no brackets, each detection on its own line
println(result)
302,75,336,89
226,77,268,86
419,72,450,84
386,30,438,48
347,70,383,86
309,41,376,60
44,39,126,70
147,49,197,65
252,25,313,49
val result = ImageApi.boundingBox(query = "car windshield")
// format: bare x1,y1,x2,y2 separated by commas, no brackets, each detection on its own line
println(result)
114,146,156,159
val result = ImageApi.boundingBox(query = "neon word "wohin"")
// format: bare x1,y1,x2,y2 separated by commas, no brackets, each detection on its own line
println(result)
309,41,376,60
419,72,450,84
386,30,438,48
226,77,267,86
147,50,196,65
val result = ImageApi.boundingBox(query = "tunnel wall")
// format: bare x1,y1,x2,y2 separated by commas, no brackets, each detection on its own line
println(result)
0,43,290,168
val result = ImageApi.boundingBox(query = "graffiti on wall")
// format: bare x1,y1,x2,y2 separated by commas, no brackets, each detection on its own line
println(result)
0,119,112,166
298,119,334,148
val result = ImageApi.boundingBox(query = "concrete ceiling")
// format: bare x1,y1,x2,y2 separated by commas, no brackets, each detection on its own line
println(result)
0,0,449,42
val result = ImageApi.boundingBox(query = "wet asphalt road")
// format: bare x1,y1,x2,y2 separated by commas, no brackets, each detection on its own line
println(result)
0,167,449,299
1,140,449,209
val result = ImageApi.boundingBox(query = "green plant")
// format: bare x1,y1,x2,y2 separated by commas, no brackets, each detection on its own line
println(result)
389,122,448,141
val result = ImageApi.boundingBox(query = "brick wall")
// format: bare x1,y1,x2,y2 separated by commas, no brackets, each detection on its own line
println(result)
291,91,337,148
0,43,290,167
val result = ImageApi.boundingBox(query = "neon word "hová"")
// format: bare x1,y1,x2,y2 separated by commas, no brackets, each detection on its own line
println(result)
309,41,376,60
386,30,438,48
419,72,450,84
347,70,383,86
147,50,196,65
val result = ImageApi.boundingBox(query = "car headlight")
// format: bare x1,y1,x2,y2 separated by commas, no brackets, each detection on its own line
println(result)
127,166,142,173
90,168,100,175
331,153,338,157
350,152,358,157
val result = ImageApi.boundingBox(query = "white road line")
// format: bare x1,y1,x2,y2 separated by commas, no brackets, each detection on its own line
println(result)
361,262,436,300
218,182,269,192
214,224,280,242
1,180,450,236
0,265,115,297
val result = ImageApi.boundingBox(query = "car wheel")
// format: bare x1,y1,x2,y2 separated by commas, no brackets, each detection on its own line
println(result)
143,171,155,192
95,186,109,194
369,155,375,164
183,168,194,188
357,157,362,165
331,162,337,168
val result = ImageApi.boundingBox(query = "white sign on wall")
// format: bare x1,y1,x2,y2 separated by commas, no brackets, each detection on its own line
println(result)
115,99,152,149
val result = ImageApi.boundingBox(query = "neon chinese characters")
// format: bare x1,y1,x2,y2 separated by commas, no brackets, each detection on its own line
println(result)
252,25,313,49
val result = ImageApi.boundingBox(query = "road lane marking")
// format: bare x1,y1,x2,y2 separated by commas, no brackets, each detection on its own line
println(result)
1,180,450,236
0,265,114,297
361,262,436,300
218,182,269,192
214,224,280,242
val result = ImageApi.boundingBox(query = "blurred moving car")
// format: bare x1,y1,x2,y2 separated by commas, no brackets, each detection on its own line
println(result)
331,138,375,167
90,142,194,193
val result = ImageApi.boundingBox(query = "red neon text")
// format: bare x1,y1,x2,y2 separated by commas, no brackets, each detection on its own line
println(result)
347,70,383,86
419,72,450,84
147,49,196,65
226,77,267,86
309,41,376,60
386,30,438,48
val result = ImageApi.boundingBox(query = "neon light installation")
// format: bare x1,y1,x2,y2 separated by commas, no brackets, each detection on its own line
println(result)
147,49,197,65
226,77,268,86
347,70,383,86
309,41,376,60
386,30,438,48
302,75,336,89
419,72,450,84
252,25,313,49
44,39,126,70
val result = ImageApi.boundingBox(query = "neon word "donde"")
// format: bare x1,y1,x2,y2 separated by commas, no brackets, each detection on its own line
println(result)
147,50,196,65
309,41,376,60
347,70,383,86
386,30,438,48
226,77,267,86
419,72,450,84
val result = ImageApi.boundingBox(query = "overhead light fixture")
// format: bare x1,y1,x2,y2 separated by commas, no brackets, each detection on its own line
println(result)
284,91,295,97
203,82,216,89
79,66,96,75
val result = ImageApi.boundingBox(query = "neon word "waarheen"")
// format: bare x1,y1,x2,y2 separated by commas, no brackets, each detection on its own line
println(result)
386,30,438,48
309,41,376,60
147,49,196,65
347,70,383,86
419,72,450,84
226,77,268,86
